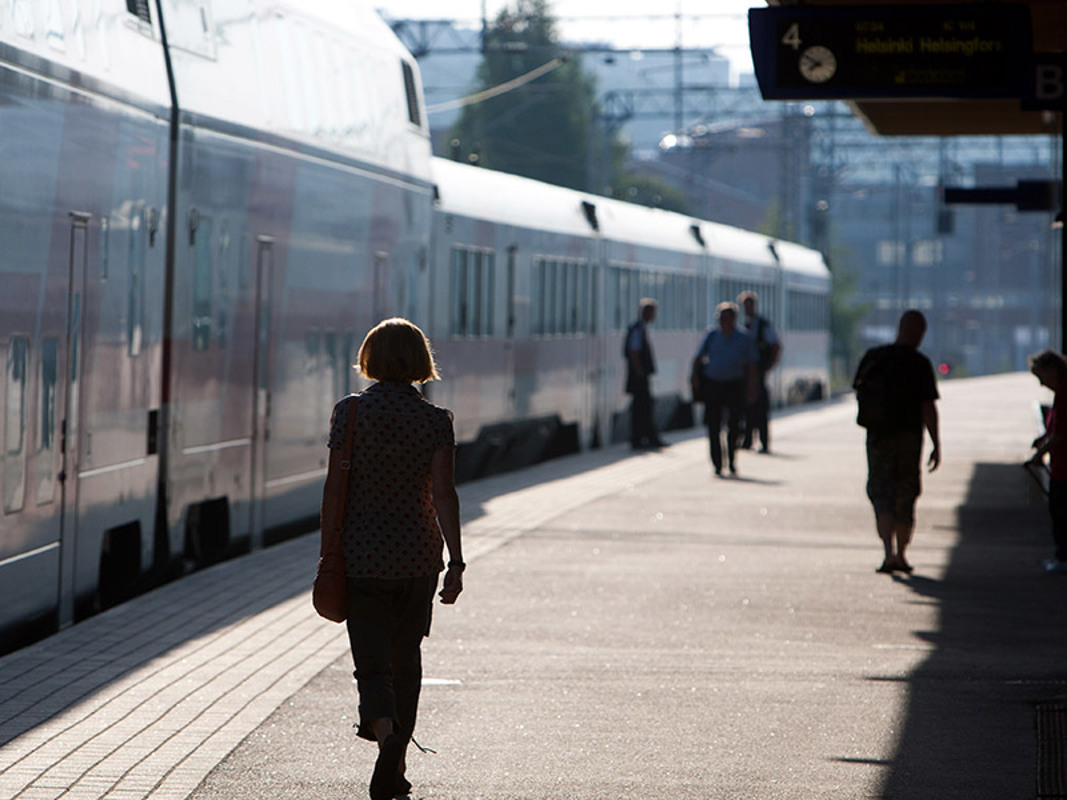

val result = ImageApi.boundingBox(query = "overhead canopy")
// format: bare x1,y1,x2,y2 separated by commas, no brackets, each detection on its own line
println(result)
761,0,1064,136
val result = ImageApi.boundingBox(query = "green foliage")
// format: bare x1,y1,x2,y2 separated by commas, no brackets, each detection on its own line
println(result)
755,200,797,242
610,173,690,214
447,0,601,190
828,246,872,391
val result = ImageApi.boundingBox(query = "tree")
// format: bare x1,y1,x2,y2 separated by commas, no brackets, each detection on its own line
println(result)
610,172,691,214
447,0,607,192
828,249,872,391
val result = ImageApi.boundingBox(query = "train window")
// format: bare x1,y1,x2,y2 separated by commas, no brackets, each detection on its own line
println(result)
531,260,544,335
450,248,467,335
159,0,216,59
402,61,422,128
192,215,213,351
126,0,152,25
551,261,563,334
450,246,495,338
787,290,827,331
605,267,620,332
482,251,495,336
13,1,34,38
560,261,573,334
575,263,588,334
46,1,65,53
506,247,516,338
532,259,546,336
532,257,588,337
469,252,483,336
4,337,29,514
587,265,599,334
36,337,58,506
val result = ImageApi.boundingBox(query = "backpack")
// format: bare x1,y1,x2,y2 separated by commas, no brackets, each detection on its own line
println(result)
854,346,904,430
754,318,776,372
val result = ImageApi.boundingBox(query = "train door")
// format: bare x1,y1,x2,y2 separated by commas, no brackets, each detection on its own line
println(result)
56,212,90,628
249,236,274,548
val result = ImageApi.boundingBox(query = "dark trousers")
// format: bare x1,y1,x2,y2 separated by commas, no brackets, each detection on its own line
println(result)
743,377,770,449
629,377,659,447
1049,479,1067,561
704,378,745,471
345,575,437,743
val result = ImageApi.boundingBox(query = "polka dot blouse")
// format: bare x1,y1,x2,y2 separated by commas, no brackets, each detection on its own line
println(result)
327,382,455,579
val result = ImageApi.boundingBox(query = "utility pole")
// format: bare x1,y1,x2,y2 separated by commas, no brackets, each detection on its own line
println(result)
673,0,683,133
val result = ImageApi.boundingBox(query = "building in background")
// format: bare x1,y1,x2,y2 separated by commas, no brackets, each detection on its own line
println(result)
395,18,1061,385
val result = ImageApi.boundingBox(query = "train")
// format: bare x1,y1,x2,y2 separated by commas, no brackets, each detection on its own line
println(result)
0,0,830,653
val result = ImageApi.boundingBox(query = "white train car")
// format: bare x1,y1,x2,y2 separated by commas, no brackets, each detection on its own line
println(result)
0,0,434,650
158,0,434,563
429,158,830,478
0,1,829,652
0,1,172,641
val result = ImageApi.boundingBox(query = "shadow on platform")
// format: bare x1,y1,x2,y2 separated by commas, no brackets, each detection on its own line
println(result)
876,461,1067,798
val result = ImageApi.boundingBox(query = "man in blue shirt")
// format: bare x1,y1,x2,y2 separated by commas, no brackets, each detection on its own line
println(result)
691,302,758,476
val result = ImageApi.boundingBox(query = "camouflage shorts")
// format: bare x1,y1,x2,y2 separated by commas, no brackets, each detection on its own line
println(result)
865,428,923,523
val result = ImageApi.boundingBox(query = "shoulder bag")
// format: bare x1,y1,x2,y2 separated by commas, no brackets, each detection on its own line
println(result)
313,394,358,622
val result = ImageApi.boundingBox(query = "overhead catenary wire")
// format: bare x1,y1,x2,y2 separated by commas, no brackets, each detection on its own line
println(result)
425,56,567,114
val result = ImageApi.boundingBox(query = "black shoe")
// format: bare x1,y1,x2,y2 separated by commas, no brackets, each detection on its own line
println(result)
370,735,404,800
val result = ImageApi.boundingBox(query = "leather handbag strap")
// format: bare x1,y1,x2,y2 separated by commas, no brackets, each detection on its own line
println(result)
324,394,359,555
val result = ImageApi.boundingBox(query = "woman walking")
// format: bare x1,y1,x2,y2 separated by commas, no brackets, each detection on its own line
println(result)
321,318,464,800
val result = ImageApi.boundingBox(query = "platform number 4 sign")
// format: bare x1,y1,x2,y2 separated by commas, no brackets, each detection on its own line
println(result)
781,23,838,84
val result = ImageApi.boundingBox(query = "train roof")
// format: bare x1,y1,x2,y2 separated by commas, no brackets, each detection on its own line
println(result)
433,157,602,239
436,157,719,257
772,239,832,280
433,158,829,273
165,1,432,180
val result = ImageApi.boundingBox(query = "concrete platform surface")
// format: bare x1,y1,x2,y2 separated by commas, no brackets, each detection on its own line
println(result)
2,372,1065,800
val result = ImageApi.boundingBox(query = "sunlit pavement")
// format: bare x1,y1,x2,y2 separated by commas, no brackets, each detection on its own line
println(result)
2,372,1063,800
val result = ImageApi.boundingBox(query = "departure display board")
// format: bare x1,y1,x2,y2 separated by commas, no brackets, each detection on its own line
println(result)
749,4,1033,100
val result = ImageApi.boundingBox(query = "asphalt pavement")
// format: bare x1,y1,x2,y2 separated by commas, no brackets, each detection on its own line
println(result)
193,372,1067,800
3,372,1065,800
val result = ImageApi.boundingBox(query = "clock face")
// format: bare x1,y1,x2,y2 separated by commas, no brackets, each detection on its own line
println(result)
798,45,837,83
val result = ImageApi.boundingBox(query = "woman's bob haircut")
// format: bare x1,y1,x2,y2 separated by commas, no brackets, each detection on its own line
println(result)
357,317,441,384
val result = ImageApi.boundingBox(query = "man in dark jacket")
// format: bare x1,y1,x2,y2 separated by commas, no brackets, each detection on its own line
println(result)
625,298,665,449
853,309,941,574
738,291,781,453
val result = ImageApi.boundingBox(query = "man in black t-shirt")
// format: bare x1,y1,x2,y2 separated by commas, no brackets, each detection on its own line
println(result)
853,310,941,574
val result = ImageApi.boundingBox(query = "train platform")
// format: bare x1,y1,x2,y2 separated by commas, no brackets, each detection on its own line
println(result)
1,371,1065,800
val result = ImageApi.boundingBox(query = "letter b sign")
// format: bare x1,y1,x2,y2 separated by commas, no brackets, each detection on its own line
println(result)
1027,55,1067,109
